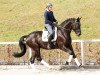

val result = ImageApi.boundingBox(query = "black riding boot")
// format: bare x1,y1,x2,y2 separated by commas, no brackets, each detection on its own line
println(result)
47,33,54,49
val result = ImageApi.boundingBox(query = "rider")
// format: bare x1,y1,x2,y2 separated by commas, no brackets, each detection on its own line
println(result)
44,3,58,49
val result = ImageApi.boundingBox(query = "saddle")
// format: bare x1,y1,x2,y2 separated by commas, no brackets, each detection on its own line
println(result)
42,27,57,42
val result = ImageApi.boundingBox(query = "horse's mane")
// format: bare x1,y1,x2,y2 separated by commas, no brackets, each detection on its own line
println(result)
59,18,75,27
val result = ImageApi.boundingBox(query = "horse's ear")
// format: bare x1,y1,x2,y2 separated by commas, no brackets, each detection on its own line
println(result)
77,17,82,20
79,17,82,20
77,17,80,22
77,17,82,22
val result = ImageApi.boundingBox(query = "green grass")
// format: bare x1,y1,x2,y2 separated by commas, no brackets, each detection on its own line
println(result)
0,0,100,42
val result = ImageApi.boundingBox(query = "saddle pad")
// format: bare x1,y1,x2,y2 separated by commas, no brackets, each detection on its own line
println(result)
42,27,57,42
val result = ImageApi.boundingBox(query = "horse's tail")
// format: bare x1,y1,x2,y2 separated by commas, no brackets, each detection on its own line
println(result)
13,35,27,58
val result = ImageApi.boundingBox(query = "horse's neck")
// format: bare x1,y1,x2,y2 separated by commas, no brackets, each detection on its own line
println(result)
58,26,71,41
63,21,72,30
59,22,72,34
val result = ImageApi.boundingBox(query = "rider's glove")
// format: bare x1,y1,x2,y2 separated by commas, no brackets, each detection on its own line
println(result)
53,21,58,26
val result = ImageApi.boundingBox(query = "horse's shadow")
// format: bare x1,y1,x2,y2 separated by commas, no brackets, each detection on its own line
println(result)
49,65,84,71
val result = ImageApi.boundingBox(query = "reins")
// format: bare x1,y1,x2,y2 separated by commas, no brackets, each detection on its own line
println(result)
55,25,71,31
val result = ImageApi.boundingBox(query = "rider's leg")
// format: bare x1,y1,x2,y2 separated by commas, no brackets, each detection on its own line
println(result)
45,24,53,49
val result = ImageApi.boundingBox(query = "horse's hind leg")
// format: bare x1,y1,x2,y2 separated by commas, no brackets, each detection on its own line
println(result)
29,48,36,69
36,48,51,68
30,49,36,64
35,48,42,62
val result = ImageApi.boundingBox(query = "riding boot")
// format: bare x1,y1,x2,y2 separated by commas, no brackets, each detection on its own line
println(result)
47,33,53,49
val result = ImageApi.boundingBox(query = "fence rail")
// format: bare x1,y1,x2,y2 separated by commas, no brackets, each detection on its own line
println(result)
0,39,100,44
0,39,100,65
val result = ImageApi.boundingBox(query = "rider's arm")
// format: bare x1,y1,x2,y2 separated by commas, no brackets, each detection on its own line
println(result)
52,12,57,22
52,12,58,25
44,11,53,25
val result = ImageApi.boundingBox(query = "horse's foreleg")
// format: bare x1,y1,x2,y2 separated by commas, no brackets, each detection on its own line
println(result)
71,52,81,67
60,45,73,65
61,45,81,67
69,45,81,67
64,47,73,65
66,55,73,65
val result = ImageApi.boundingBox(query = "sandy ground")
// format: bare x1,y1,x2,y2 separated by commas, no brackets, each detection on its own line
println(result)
0,65,100,75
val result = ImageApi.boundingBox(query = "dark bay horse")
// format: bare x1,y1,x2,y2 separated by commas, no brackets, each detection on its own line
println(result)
13,17,82,68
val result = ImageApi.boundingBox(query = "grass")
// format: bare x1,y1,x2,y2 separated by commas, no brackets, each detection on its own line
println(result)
0,0,100,42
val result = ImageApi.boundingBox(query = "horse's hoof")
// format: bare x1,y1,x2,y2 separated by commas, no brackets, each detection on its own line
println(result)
79,64,84,69
79,65,84,70
65,61,69,65
79,64,82,67
48,66,53,70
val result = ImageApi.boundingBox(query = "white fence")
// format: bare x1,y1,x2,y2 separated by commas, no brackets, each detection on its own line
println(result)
0,39,100,65
72,39,100,65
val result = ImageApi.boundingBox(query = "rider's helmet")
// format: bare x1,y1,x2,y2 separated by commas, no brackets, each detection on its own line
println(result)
46,3,53,8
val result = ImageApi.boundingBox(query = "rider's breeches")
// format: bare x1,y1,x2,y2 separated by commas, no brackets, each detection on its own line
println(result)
45,24,53,35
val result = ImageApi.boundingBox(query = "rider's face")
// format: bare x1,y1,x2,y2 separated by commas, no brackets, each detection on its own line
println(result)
48,6,53,11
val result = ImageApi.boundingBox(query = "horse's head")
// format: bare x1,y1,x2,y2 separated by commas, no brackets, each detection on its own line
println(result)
60,17,82,36
71,17,81,36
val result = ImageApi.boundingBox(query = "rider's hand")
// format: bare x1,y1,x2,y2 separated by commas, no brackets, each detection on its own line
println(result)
55,21,58,25
53,21,58,25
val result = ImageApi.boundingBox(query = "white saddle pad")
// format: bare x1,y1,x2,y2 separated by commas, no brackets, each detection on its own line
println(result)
42,27,57,42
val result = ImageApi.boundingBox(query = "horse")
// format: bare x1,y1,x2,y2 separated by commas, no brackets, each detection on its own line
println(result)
13,17,82,68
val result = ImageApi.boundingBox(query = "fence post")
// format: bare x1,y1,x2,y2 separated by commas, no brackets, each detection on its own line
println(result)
81,40,85,65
